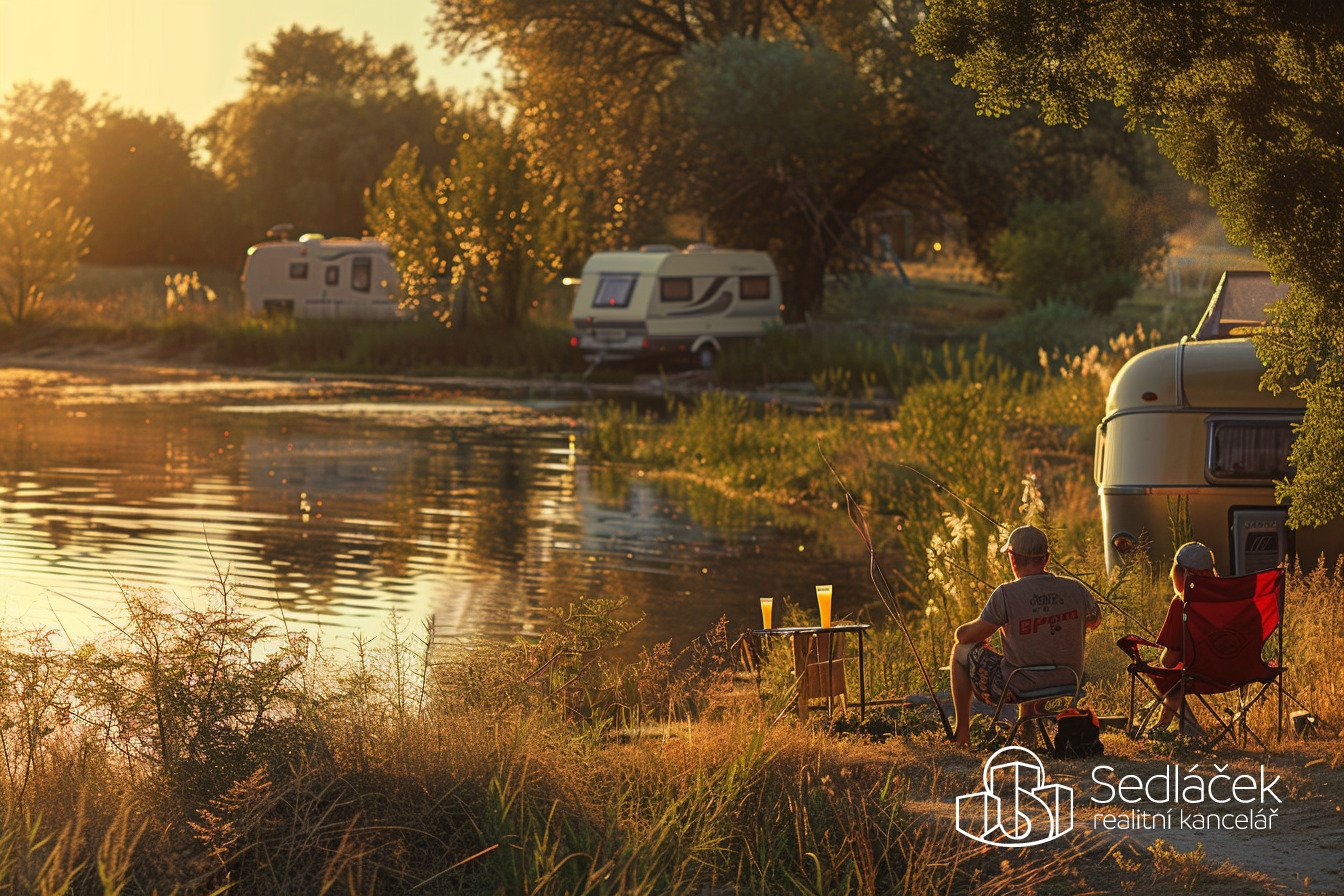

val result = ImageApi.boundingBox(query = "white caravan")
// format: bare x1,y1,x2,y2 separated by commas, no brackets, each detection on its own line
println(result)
1097,270,1344,575
568,244,783,367
243,234,402,319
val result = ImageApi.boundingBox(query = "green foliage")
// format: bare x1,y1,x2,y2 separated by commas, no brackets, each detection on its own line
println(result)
671,36,904,319
366,107,564,330
0,161,92,323
0,79,98,206
244,25,420,96
983,301,1112,369
989,160,1172,313
81,111,231,265
916,0,1344,525
363,144,444,315
207,316,581,375
78,582,312,802
429,1,953,322
716,327,917,396
201,26,449,241
990,198,1141,313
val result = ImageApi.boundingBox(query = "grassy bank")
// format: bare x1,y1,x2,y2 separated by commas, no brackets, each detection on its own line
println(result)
586,335,1344,735
4,265,586,378
1,579,1327,895
0,264,1217,386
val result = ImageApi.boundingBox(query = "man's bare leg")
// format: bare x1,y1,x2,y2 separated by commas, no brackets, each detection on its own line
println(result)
950,641,973,746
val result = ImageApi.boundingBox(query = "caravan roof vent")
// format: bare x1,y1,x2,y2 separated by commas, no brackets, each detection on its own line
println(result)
639,243,677,253
298,232,325,243
685,242,715,252
265,223,295,241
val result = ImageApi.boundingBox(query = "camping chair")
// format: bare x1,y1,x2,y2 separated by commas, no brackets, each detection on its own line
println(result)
1119,568,1285,748
990,664,1086,746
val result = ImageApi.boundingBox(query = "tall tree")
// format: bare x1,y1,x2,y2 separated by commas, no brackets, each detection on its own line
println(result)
200,27,449,242
433,0,1173,321
0,80,102,206
244,25,420,96
433,0,941,321
366,106,563,329
0,162,91,323
81,111,231,265
917,1,1344,527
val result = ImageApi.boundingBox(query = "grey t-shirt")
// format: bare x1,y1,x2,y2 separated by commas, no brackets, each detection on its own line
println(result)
979,573,1099,693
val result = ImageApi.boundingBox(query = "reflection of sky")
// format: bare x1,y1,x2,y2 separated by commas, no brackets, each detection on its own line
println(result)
0,373,872,650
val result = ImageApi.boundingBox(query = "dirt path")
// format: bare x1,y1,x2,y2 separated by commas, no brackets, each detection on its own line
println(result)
895,738,1344,894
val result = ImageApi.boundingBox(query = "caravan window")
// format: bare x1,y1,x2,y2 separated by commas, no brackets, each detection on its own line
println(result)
351,257,372,292
593,275,637,308
660,277,692,303
325,265,340,286
1207,419,1295,482
289,262,308,279
741,276,771,300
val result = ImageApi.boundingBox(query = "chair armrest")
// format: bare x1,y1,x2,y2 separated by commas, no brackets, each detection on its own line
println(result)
1117,635,1164,662
1015,664,1063,672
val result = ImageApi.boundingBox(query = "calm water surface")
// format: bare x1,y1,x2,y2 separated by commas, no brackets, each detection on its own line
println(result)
0,368,870,649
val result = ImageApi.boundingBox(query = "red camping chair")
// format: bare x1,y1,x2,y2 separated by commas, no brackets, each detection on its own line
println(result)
1118,569,1284,748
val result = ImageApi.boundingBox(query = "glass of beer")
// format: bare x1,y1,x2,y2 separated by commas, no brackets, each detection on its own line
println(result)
759,596,774,629
816,584,833,628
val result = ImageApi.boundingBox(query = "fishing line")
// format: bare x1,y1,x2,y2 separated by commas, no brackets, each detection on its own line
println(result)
818,443,954,741
898,462,1157,638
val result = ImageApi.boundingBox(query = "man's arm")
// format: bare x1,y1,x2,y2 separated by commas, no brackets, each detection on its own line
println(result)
1084,590,1102,631
955,618,998,645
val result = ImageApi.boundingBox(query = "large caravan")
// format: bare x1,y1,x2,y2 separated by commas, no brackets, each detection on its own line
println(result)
568,245,783,367
1097,271,1344,574
243,234,402,319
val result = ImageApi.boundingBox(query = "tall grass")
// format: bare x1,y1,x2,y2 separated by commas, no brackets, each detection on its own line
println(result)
585,330,1344,740
0,579,1113,895
0,263,583,378
202,317,582,376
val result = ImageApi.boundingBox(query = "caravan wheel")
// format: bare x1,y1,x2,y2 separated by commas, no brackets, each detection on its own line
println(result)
694,343,718,370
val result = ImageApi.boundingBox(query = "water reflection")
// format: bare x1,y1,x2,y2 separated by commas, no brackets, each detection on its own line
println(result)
0,371,871,648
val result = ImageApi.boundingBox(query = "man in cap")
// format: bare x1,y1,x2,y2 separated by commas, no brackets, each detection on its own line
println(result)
949,525,1100,746
1152,541,1217,735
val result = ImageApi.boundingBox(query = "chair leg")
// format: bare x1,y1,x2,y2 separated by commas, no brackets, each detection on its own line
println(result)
1127,674,1167,739
1035,715,1051,748
1128,672,1137,738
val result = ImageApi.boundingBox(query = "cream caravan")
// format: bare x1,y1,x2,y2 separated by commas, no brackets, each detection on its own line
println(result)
1097,271,1344,574
243,234,402,319
568,245,783,368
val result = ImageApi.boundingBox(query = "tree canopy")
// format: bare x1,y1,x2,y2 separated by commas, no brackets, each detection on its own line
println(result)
917,0,1344,526
202,27,449,243
432,0,943,320
245,25,420,97
431,0,1176,321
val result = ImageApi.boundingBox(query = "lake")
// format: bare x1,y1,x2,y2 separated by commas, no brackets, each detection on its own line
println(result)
0,367,872,651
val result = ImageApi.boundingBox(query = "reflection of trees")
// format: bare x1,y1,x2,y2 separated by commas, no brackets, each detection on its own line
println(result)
0,394,877,650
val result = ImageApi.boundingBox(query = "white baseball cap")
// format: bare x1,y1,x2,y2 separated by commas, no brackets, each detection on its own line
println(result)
999,525,1050,558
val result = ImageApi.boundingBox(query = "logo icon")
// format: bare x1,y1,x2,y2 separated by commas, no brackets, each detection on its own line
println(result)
956,746,1073,847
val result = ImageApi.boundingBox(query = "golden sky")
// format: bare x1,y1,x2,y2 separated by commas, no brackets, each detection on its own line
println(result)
0,0,493,125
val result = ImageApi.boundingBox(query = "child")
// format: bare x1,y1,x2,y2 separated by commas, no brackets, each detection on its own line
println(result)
1154,541,1216,735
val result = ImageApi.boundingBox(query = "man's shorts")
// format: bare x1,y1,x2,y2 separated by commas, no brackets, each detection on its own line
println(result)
962,643,1017,705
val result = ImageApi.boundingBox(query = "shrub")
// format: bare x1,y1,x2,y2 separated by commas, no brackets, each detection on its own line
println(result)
990,197,1146,313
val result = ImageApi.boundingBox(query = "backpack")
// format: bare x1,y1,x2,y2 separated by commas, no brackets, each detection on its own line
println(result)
1053,707,1103,758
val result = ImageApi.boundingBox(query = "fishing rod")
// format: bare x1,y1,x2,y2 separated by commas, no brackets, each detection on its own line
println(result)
818,444,955,742
898,462,1157,638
